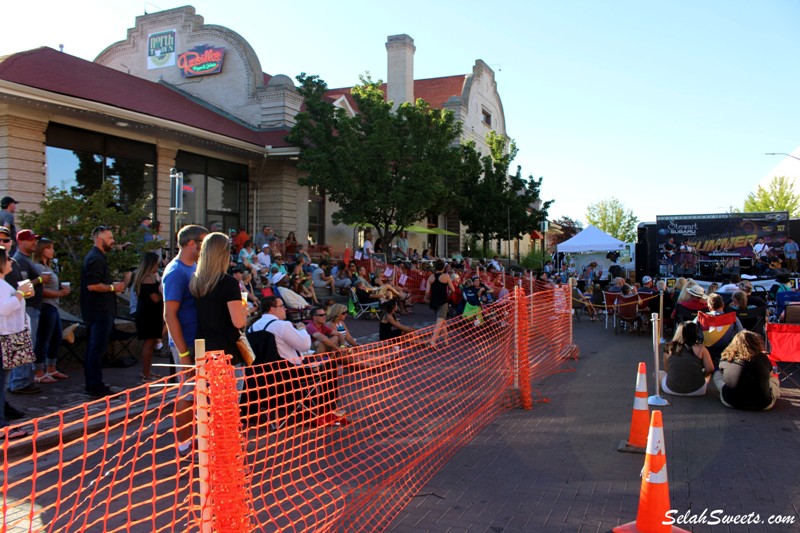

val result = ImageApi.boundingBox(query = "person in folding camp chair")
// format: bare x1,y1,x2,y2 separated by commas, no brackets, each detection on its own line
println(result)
712,330,780,410
250,296,348,426
695,293,742,369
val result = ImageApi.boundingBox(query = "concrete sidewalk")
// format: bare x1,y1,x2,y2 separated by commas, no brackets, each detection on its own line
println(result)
387,319,800,533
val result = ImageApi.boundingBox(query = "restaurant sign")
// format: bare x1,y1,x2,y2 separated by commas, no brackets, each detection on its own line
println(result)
177,45,226,77
147,30,176,69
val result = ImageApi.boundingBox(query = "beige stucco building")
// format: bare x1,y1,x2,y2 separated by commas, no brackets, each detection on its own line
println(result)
0,5,509,257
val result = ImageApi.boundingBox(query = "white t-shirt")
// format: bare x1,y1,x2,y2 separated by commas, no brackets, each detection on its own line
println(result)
256,251,271,270
363,239,373,257
249,312,310,365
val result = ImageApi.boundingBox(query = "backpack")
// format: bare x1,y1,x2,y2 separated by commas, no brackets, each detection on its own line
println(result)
245,319,281,365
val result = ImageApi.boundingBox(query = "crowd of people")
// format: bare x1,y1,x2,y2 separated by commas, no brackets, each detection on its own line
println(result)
555,250,790,412
2,205,792,442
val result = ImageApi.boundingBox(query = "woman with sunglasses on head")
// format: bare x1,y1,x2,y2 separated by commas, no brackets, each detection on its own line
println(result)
32,238,71,384
0,245,33,439
189,233,247,365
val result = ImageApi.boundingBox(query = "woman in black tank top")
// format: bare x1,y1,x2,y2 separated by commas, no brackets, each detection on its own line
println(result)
425,260,454,347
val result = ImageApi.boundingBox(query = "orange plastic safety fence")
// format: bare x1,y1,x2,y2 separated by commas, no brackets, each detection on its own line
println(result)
1,289,576,532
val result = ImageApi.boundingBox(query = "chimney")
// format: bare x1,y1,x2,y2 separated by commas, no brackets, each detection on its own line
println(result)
386,34,415,110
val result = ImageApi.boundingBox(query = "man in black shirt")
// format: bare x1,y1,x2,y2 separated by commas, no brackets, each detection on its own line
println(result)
80,227,127,398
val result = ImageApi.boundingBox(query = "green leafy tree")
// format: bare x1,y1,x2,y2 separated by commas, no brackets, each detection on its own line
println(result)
458,132,552,255
548,216,583,248
585,197,638,242
18,181,153,310
743,176,800,216
286,73,468,244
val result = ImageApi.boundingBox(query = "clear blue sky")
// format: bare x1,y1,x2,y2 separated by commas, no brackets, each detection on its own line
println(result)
3,1,799,225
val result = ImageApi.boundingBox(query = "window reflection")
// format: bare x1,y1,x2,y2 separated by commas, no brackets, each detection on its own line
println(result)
45,124,156,214
207,175,239,213
181,172,205,226
46,147,103,195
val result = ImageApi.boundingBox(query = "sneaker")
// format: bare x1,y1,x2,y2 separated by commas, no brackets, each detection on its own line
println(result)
6,428,28,440
9,384,41,395
178,440,194,460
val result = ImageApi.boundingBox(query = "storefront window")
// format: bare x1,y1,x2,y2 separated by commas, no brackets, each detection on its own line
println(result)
45,124,156,214
175,151,248,232
46,147,103,195
207,175,240,213
308,195,325,245
180,172,206,226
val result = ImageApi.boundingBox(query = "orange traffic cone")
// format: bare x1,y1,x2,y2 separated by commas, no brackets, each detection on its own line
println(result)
618,362,649,453
614,411,690,533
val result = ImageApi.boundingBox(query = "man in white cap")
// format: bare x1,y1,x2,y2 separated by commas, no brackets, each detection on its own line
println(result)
256,243,272,273
638,275,656,294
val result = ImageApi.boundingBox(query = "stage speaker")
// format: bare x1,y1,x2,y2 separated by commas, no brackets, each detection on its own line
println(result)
740,257,752,274
675,266,695,277
722,267,734,276
699,263,714,276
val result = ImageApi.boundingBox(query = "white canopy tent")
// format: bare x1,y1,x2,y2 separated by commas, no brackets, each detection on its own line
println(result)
556,225,627,253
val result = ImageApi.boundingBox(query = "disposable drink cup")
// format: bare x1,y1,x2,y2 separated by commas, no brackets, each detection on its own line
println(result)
61,281,71,288
241,291,248,305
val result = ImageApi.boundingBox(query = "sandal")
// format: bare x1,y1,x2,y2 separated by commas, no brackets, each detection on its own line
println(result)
34,374,57,384
7,428,28,440
47,371,69,380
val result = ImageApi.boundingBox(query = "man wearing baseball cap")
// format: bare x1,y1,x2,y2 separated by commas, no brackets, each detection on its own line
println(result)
7,229,51,395
638,275,656,294
0,197,18,253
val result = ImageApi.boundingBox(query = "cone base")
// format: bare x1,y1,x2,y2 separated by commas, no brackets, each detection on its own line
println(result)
617,439,646,454
613,520,692,532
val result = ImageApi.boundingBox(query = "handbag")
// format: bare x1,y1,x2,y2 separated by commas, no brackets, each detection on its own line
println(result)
1,317,36,370
236,330,256,366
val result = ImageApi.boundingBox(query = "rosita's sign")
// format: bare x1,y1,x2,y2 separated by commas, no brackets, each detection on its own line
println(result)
177,45,225,77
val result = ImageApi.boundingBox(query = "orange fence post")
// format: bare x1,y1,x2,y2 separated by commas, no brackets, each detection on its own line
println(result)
195,339,213,533
515,286,533,409
195,341,252,532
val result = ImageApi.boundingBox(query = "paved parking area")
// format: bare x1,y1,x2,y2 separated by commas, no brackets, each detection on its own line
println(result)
387,320,800,533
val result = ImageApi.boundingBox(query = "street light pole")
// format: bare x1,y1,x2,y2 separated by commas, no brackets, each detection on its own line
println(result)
765,152,800,162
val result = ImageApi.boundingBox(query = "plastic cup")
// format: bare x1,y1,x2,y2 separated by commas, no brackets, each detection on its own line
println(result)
241,291,248,305
61,281,71,288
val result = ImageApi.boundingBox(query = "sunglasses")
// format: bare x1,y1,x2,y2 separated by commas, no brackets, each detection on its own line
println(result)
0,238,10,243
314,313,326,317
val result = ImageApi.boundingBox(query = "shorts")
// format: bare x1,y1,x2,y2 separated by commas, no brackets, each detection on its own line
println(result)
434,303,449,320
